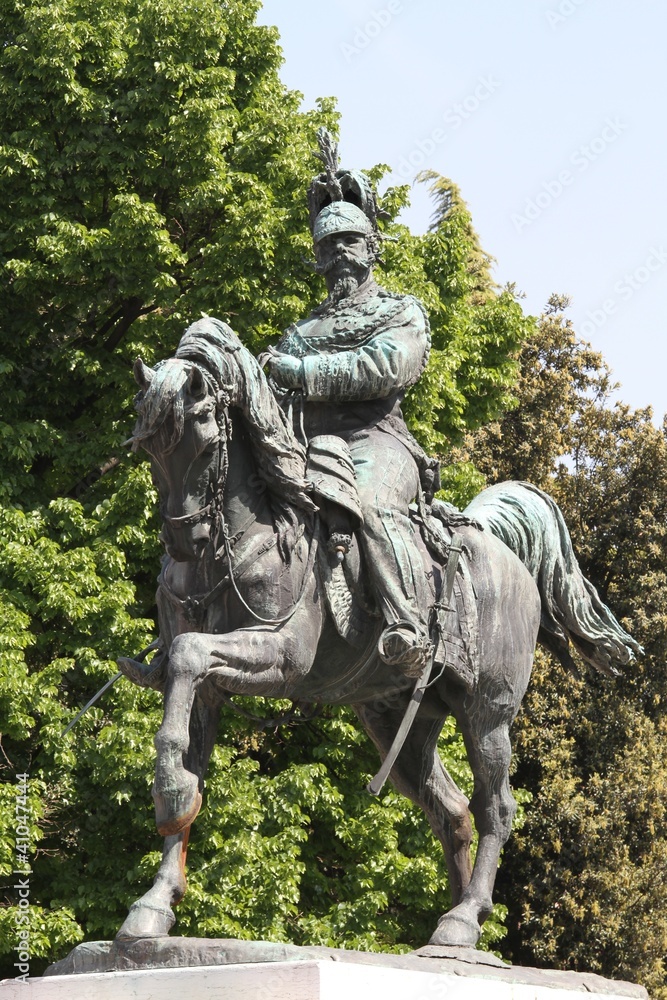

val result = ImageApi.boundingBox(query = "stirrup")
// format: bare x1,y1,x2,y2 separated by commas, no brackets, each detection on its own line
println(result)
378,620,432,678
117,651,166,691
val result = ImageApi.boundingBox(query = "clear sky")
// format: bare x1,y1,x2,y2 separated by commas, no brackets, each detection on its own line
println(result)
258,0,667,419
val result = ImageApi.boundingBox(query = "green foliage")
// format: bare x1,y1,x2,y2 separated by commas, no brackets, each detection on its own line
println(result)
385,173,533,452
458,302,667,996
0,0,531,972
436,462,486,510
173,715,461,950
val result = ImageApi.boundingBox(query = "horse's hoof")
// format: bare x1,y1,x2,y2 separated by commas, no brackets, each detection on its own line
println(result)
429,909,481,948
115,900,175,940
153,776,202,836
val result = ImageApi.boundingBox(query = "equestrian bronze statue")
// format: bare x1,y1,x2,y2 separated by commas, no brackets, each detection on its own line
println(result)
115,131,639,949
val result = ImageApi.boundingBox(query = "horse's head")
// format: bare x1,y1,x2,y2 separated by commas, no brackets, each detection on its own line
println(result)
129,317,316,563
131,357,226,562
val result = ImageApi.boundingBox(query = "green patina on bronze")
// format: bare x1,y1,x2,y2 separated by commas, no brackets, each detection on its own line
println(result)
106,131,640,953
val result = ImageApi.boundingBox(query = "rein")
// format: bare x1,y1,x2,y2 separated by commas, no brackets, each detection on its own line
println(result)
160,391,317,630
163,504,217,528
220,513,318,627
162,396,230,550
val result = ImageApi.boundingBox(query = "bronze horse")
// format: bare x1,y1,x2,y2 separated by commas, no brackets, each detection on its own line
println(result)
116,317,639,948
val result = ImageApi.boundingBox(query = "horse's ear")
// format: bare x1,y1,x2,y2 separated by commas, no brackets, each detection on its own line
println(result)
187,365,207,400
134,358,154,390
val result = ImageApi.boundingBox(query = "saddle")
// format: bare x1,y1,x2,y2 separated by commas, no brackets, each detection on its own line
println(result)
306,435,481,693
420,500,481,695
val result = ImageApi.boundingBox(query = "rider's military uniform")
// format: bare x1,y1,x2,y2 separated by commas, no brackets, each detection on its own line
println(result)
274,276,436,667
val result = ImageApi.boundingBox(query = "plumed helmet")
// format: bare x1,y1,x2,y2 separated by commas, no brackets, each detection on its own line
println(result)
312,201,376,244
307,128,385,243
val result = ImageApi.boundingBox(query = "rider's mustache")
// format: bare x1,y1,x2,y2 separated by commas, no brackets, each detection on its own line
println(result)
314,250,373,275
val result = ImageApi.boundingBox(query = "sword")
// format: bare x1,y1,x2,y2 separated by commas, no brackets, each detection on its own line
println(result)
62,671,123,737
367,532,464,796
62,641,160,737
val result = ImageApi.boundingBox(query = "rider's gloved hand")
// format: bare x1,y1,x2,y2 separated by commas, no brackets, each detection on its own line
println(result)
267,354,304,389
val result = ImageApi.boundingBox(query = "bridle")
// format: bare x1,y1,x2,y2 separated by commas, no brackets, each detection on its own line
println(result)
157,377,317,628
161,388,230,554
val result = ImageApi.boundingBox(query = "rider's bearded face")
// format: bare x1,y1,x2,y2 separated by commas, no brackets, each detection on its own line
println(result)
315,232,374,301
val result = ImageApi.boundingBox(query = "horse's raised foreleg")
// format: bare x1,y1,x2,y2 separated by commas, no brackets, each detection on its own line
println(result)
153,622,314,836
355,697,474,910
429,718,516,948
155,686,222,836
152,635,213,836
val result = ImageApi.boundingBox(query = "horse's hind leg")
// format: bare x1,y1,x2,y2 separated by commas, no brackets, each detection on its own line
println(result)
117,695,221,939
355,700,473,909
429,715,516,948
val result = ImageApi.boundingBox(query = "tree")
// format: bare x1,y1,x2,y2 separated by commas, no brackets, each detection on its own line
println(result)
455,299,667,998
397,173,531,452
0,0,532,973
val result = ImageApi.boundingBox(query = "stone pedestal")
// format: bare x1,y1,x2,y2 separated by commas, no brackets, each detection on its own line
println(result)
0,940,648,1000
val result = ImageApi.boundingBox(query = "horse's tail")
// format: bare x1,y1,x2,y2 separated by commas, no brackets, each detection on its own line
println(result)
464,481,642,677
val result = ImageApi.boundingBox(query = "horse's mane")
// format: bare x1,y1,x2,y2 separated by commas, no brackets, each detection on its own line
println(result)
133,317,315,513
